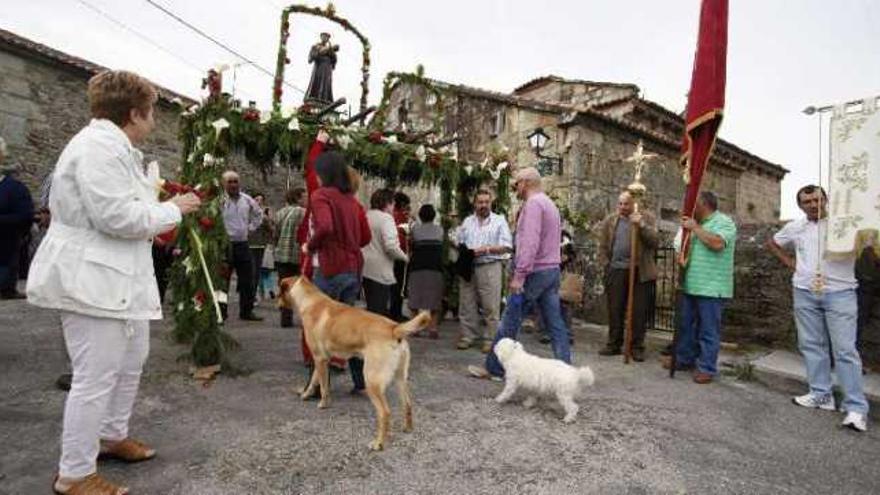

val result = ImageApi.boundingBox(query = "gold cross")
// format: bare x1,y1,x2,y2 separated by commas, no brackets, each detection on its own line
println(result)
624,140,658,184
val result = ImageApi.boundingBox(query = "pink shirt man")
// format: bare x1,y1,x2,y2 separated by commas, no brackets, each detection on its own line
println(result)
512,191,562,284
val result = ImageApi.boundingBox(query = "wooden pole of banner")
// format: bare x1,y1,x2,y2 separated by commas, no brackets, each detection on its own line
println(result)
623,207,640,364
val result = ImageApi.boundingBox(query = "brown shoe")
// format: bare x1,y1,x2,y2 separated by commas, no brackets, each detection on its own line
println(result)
693,372,713,384
480,340,493,354
456,338,473,350
99,438,156,463
54,473,129,495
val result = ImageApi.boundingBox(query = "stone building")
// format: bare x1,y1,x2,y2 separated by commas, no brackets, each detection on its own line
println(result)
0,28,301,212
0,28,195,196
383,75,804,349
384,75,788,230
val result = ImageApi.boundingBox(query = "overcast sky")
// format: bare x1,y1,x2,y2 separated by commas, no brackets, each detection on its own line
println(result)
3,0,878,218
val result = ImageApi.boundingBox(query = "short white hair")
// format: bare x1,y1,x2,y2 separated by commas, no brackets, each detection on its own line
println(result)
221,170,239,182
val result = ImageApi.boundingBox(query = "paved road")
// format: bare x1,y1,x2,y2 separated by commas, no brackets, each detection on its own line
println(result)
1,299,878,494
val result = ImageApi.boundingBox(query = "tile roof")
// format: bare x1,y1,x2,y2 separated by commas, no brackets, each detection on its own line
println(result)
513,75,639,95
410,76,787,179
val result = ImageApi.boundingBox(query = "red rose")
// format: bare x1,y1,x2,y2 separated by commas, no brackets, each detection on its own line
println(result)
155,227,178,246
193,290,206,308
198,216,215,231
243,109,260,122
368,131,384,144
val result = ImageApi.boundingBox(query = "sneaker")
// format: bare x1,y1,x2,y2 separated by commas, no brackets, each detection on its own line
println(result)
467,365,502,382
792,393,836,411
841,411,868,432
456,338,473,350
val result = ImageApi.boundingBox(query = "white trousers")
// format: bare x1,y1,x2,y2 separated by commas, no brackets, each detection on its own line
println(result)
59,312,150,478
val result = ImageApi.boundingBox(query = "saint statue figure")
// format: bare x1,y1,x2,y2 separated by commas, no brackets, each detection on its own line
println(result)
304,32,339,105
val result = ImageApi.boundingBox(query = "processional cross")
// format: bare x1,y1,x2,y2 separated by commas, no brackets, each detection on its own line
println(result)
621,140,657,364
624,139,658,197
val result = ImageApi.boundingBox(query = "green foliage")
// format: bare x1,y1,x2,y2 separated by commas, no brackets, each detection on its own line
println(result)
171,69,512,367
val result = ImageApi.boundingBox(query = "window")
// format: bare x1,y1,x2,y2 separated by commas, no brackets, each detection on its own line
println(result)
489,110,505,137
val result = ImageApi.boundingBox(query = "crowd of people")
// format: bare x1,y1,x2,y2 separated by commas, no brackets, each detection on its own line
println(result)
0,69,875,493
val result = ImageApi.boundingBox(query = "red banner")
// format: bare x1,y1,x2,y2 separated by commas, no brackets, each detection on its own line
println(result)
680,0,728,255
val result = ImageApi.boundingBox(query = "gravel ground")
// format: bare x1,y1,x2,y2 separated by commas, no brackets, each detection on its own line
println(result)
1,297,878,495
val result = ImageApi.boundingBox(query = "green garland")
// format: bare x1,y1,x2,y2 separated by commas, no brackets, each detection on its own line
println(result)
370,66,446,133
170,70,511,367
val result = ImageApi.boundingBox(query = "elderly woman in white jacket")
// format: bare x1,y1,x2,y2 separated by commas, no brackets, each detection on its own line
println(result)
27,71,200,495
361,188,409,317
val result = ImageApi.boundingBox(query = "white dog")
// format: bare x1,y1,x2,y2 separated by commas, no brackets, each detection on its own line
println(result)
493,338,595,423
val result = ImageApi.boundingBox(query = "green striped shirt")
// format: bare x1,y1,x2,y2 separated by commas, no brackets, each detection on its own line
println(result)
274,205,305,264
682,211,737,299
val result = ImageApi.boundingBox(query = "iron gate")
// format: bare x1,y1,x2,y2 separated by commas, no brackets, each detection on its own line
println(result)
648,244,678,332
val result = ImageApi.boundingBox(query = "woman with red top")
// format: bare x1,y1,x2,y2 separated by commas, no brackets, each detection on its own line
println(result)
305,150,371,394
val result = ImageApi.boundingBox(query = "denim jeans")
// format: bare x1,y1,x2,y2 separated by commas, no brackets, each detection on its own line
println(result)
675,294,724,375
313,269,365,390
485,267,571,378
794,288,868,414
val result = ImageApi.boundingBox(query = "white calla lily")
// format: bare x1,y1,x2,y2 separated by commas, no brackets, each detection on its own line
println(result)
287,117,300,131
211,118,230,136
336,133,352,150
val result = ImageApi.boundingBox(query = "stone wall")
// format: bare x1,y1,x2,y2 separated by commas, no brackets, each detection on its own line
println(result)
736,168,783,223
0,47,296,212
571,222,798,348
0,49,182,194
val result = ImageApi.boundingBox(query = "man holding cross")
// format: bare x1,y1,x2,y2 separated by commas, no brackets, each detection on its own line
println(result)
597,190,659,361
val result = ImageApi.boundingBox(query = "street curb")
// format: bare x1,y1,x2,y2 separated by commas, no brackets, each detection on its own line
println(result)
751,355,880,420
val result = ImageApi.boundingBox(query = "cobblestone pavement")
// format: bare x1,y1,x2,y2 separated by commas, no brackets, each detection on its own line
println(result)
1,298,878,494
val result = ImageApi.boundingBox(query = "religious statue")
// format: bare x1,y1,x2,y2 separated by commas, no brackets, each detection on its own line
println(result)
305,32,339,105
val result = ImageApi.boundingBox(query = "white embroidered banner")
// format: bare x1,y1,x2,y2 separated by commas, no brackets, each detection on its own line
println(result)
828,95,880,257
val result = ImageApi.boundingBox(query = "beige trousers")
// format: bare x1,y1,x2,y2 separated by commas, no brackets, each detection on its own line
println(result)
458,261,503,341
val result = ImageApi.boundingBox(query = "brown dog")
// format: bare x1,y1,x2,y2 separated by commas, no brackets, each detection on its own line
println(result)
279,276,431,450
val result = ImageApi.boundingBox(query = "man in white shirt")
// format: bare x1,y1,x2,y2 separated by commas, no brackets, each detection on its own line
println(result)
455,189,513,353
767,185,868,432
